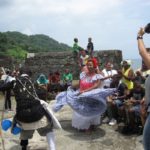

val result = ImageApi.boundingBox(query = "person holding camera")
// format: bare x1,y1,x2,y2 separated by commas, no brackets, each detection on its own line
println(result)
137,23,150,150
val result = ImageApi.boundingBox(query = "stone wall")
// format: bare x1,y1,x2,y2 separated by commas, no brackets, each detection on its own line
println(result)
0,56,14,69
25,50,122,80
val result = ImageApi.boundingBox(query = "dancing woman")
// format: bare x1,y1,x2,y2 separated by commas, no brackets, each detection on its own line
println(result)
53,59,116,131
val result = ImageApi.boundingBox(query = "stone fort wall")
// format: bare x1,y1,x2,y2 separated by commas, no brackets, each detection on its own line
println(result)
25,50,122,80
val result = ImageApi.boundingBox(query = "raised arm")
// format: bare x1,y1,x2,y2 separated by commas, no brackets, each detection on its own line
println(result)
137,28,150,68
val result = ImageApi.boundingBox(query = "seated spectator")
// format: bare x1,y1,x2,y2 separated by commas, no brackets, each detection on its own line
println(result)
118,60,135,91
62,69,73,90
51,71,60,84
101,62,118,124
48,72,53,84
37,74,48,88
48,71,62,93
36,73,48,101
106,74,128,125
124,81,145,133
102,61,117,88
140,98,147,128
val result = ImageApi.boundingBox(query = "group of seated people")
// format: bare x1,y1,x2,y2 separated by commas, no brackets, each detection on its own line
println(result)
104,74,146,134
62,56,149,134
35,69,73,100
0,68,73,103
100,59,149,135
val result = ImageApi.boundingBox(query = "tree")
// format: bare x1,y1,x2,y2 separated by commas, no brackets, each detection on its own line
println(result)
0,32,8,52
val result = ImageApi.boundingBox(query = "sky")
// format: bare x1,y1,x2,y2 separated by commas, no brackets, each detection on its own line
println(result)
0,0,150,59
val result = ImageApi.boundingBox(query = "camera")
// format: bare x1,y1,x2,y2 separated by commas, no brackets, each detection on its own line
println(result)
145,23,150,34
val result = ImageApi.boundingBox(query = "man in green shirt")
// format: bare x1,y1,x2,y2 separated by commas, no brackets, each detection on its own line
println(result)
73,38,81,58
62,69,73,90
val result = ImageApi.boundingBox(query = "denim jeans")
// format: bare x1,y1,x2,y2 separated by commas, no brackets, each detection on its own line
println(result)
143,113,150,150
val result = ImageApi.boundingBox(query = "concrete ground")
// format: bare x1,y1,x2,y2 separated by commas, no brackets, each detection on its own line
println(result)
0,95,144,150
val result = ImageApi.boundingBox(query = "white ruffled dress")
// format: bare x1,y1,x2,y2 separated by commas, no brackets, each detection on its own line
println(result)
53,72,115,130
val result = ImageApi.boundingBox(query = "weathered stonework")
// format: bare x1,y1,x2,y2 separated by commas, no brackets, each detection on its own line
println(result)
0,56,13,68
25,50,122,80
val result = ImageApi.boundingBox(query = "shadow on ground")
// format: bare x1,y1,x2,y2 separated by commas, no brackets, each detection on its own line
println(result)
59,120,106,141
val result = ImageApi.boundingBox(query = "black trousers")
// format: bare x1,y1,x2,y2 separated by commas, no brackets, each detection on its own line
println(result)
20,139,28,150
4,89,11,110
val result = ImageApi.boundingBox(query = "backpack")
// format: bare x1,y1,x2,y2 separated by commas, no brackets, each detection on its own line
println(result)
13,76,45,123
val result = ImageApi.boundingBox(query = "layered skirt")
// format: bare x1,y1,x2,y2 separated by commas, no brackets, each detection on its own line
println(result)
53,87,116,129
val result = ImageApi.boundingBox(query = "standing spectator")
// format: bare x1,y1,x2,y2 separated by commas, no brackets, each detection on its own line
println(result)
135,60,150,86
87,37,94,56
3,70,13,111
73,38,81,58
79,50,89,68
137,24,150,150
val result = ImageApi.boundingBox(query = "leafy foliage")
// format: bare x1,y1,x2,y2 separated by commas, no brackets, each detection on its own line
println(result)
0,32,8,52
0,31,72,59
6,47,27,60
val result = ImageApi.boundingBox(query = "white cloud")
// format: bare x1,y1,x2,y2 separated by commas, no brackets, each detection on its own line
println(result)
0,0,149,59
21,27,34,35
4,0,122,16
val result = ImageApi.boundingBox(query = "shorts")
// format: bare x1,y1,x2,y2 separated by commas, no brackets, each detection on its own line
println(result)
130,105,141,116
20,123,53,140
114,99,124,108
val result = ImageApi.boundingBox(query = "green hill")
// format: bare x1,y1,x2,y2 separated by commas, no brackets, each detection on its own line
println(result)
0,31,72,60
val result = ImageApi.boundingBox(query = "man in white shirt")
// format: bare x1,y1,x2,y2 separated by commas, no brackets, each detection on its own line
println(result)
80,50,89,67
101,61,118,125
102,61,117,88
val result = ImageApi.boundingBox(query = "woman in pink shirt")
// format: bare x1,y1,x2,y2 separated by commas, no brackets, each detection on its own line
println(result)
53,59,116,131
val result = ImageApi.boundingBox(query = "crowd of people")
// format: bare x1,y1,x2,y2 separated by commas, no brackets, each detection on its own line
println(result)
72,36,149,136
54,33,150,150
0,25,150,150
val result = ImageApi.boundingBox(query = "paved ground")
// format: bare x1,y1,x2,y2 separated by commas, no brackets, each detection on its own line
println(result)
0,95,144,150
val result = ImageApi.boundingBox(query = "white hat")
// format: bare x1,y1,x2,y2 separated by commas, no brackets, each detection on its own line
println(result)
121,59,132,66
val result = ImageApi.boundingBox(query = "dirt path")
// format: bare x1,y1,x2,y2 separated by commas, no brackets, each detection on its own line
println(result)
0,95,143,150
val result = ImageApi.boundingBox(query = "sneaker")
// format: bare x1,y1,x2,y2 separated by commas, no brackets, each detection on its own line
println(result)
109,118,117,126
